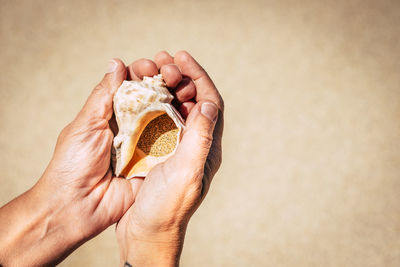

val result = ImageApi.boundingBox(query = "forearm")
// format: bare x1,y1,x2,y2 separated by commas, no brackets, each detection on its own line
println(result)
0,181,81,266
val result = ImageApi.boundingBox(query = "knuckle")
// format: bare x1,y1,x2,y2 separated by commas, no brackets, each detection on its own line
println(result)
59,123,72,138
92,82,108,97
205,144,222,175
199,131,214,147
98,79,110,91
193,68,207,80
85,117,110,131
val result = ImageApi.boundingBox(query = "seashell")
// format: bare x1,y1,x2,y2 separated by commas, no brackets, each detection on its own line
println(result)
112,74,185,178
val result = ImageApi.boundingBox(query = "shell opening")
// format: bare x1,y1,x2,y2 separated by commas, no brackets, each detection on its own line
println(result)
120,112,180,178
136,113,179,157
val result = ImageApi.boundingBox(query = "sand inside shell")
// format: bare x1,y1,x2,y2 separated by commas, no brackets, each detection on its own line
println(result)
136,113,179,157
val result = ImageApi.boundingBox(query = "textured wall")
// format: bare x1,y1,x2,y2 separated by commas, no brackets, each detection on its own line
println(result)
1,0,399,266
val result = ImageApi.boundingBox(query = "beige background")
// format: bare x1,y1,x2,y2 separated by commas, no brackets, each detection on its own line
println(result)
1,0,400,266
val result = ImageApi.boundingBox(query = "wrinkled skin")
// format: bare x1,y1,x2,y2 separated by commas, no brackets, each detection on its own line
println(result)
0,51,223,267
116,51,224,265
39,58,137,239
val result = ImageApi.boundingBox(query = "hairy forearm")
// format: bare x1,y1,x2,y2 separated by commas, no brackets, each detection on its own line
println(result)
0,182,81,266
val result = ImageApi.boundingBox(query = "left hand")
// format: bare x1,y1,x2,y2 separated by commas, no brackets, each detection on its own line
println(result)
0,58,150,266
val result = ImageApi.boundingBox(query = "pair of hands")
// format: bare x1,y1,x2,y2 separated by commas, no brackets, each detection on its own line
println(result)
0,51,224,266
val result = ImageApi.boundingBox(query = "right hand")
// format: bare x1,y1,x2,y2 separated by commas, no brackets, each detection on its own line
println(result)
116,50,224,266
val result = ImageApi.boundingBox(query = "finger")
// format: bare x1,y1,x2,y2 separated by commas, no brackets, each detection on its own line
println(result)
175,78,196,103
80,59,127,120
154,50,174,69
128,58,158,81
173,101,218,173
174,51,224,159
174,51,224,110
178,101,196,119
95,173,143,225
160,64,182,88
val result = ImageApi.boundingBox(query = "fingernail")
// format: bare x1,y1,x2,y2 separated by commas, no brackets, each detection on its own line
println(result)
107,59,118,73
201,102,218,122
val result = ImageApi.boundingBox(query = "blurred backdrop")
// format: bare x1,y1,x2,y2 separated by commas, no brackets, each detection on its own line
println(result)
1,0,400,266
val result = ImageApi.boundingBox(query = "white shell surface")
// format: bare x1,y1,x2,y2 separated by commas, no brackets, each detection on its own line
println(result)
113,74,185,178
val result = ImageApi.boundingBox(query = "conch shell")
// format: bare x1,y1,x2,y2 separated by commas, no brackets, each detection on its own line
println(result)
112,74,185,178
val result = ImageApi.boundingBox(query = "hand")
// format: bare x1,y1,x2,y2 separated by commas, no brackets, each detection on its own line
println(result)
0,59,147,266
116,51,224,266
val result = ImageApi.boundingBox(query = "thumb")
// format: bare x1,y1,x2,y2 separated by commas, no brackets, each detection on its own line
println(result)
80,59,127,120
174,101,218,171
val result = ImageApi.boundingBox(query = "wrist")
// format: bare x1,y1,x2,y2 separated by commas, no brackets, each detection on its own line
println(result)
119,227,187,267
122,239,183,267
